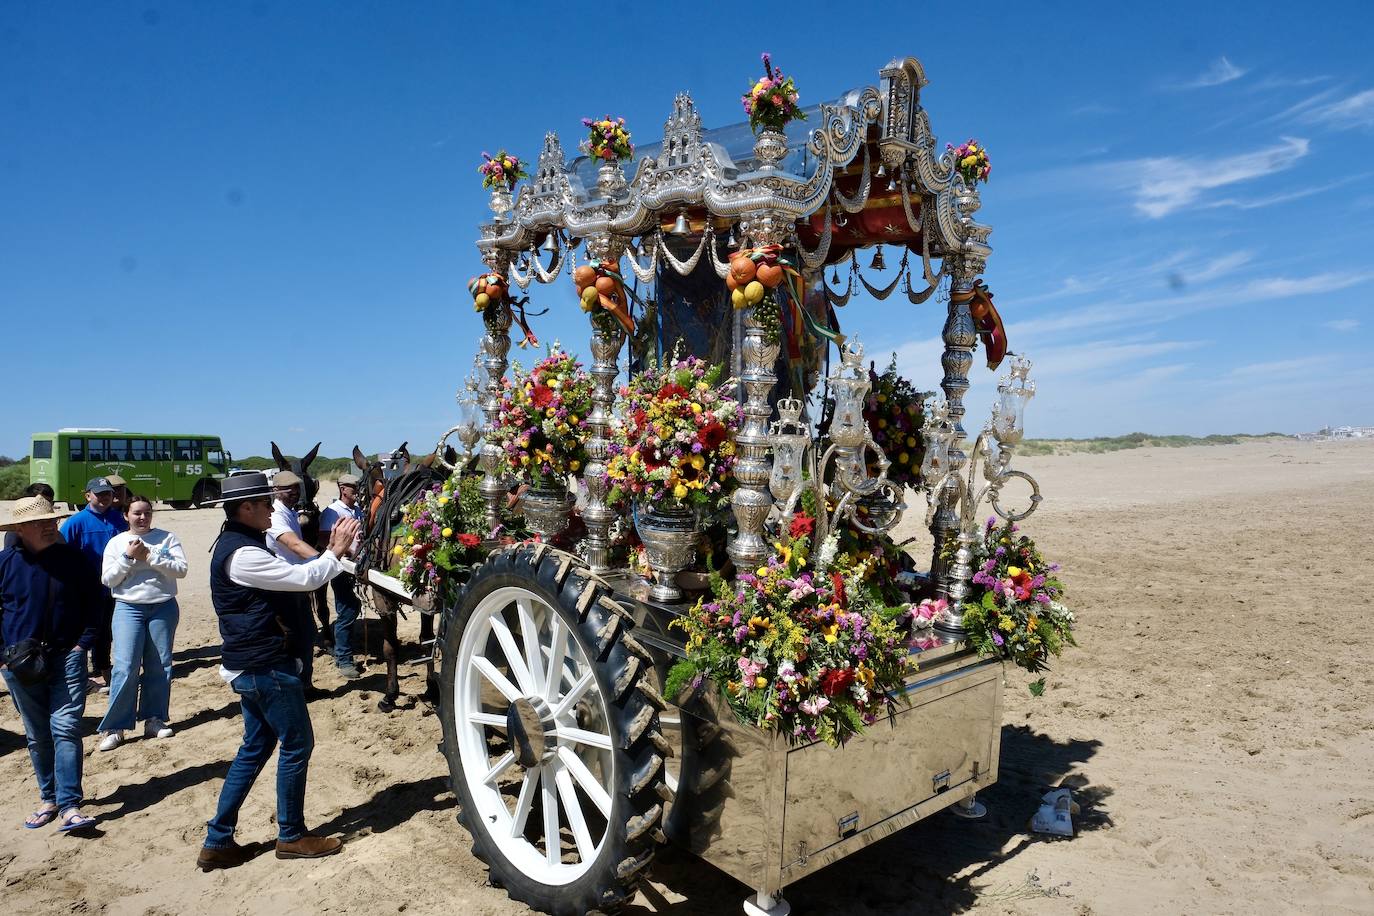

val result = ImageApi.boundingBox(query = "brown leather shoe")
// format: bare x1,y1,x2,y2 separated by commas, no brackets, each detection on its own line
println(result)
197,842,253,871
275,833,342,859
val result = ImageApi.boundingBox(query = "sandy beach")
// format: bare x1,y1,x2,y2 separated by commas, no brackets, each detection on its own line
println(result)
2,437,1371,915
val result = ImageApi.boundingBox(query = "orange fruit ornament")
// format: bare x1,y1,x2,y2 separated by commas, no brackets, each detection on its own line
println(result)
730,256,756,284
573,265,597,289
756,263,783,288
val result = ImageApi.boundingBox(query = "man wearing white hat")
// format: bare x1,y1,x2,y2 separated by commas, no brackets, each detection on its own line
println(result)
0,497,100,834
198,472,359,870
318,474,365,679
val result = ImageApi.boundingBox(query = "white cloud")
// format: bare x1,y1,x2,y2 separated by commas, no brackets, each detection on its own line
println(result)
1112,137,1310,217
1227,356,1326,378
1301,88,1374,130
1323,318,1360,332
1069,103,1121,116
1172,56,1247,90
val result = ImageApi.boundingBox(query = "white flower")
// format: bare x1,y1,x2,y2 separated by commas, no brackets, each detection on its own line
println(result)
815,533,840,573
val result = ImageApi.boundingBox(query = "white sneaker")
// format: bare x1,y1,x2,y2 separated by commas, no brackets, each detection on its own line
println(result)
98,731,124,752
143,718,174,739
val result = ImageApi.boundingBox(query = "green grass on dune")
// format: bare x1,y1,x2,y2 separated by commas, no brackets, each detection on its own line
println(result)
1017,432,1291,456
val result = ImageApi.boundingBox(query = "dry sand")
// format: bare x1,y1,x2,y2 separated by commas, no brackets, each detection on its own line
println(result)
2,438,1371,915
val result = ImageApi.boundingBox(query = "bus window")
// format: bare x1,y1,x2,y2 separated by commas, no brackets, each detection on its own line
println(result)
175,439,199,461
108,438,129,462
130,439,151,461
156,439,171,461
68,438,84,461
206,441,225,467
33,439,53,459
87,439,108,461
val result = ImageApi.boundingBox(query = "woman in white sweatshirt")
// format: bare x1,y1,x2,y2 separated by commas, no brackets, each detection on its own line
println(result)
97,495,188,750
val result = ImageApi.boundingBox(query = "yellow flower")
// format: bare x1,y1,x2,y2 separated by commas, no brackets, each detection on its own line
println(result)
754,676,768,689
442,527,453,538
406,535,415,545
673,484,688,499
821,622,839,643
690,403,701,414
438,496,449,506
877,418,887,429
756,566,770,577
1027,616,1039,630
1007,566,1022,577
774,542,792,565
569,415,578,424
690,455,705,470
392,545,403,555
570,460,581,471
998,616,1016,633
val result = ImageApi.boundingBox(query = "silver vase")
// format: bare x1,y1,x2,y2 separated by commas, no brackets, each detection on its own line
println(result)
597,161,626,198
635,503,698,603
752,129,788,170
488,186,513,221
521,481,575,540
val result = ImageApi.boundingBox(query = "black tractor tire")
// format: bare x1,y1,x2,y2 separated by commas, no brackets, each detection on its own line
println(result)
191,479,220,509
439,544,668,915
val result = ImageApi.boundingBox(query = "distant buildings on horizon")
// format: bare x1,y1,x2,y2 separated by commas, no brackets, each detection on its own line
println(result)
1295,425,1374,441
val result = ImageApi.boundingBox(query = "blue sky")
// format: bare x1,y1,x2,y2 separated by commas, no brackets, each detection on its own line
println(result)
2,1,1372,460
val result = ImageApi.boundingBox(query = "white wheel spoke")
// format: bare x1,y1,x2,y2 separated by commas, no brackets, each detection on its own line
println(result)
489,614,536,695
541,764,561,866
482,751,517,786
467,711,508,729
517,598,547,697
473,656,522,703
543,616,568,704
510,766,539,839
554,762,596,862
550,670,595,720
558,746,611,817
553,725,613,751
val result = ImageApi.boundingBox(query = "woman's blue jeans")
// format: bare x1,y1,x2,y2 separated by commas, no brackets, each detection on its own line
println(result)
98,598,179,732
204,665,314,847
2,649,88,812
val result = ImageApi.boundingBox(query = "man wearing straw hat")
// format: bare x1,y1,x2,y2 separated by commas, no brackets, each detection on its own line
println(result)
0,497,100,834
197,472,359,870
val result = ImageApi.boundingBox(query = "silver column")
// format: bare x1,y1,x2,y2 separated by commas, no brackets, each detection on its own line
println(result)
478,257,513,535
582,325,624,572
930,258,979,604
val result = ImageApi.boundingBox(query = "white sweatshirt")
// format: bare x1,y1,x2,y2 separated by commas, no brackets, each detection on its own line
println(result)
102,529,188,603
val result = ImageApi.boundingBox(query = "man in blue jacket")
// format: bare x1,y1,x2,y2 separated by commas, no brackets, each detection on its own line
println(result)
197,472,359,870
0,497,100,834
59,477,127,690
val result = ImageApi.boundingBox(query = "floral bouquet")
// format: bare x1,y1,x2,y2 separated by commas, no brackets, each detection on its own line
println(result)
948,138,991,187
478,149,528,191
604,355,741,510
491,349,594,489
581,115,634,162
960,518,1075,674
742,53,806,135
393,476,489,607
666,525,911,748
863,356,929,491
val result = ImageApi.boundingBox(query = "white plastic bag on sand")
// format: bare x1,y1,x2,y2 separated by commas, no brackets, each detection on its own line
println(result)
1030,786,1080,837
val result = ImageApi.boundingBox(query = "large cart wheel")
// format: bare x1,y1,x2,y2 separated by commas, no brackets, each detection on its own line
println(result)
440,545,669,915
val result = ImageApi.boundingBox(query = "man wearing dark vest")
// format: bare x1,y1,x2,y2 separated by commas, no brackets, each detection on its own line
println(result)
196,473,360,870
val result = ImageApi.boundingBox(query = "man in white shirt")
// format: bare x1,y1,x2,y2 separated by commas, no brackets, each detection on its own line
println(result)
318,474,365,679
264,471,320,687
198,472,359,870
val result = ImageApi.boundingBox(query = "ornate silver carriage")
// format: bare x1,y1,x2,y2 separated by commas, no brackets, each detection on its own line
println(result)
426,57,1041,916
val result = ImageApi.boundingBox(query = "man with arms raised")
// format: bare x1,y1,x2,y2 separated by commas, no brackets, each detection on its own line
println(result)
196,473,359,870
264,471,321,686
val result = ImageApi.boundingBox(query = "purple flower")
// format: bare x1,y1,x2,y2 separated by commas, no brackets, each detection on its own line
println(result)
991,630,1004,646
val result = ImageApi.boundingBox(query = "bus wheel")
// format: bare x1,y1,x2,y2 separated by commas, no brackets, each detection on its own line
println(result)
169,500,192,510
440,545,667,915
192,480,221,508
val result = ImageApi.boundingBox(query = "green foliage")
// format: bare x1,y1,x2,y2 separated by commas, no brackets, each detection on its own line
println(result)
1018,432,1291,457
0,462,32,500
235,455,360,479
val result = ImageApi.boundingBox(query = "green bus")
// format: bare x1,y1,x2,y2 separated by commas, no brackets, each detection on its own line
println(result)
30,430,231,509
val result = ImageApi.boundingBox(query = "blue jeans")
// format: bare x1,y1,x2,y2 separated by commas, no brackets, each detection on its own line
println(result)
332,574,360,664
3,649,88,812
98,598,179,732
205,665,314,847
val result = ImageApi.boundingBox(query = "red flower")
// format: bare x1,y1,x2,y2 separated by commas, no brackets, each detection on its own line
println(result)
830,572,847,609
657,382,688,400
457,533,481,548
697,422,727,450
820,667,855,697
531,385,554,409
788,513,815,540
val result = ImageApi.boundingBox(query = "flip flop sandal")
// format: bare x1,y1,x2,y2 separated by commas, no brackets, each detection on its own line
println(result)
57,812,98,834
24,808,58,829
